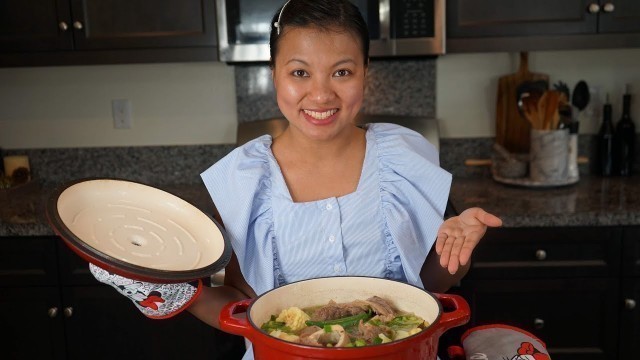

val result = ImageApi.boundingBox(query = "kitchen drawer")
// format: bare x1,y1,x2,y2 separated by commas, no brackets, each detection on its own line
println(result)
468,227,621,279
0,236,59,286
465,278,619,360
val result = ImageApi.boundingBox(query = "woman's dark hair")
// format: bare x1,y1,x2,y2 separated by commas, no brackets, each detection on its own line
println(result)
269,0,370,68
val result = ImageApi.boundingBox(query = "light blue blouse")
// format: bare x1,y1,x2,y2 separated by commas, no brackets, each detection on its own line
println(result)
201,123,452,296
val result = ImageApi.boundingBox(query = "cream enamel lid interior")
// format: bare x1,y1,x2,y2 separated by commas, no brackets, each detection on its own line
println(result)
56,179,225,271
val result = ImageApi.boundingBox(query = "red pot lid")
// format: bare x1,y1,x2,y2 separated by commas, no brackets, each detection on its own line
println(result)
46,178,231,283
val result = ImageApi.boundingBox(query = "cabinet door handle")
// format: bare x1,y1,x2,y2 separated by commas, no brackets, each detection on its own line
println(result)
625,299,637,310
63,307,74,318
73,21,84,30
59,22,69,31
603,3,615,13
535,249,547,260
533,318,545,329
48,307,59,318
587,3,601,14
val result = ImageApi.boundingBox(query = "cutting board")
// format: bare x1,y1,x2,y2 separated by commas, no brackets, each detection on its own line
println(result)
495,52,549,153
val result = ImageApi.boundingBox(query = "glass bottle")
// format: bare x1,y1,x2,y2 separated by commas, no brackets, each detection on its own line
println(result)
597,95,615,176
613,86,636,176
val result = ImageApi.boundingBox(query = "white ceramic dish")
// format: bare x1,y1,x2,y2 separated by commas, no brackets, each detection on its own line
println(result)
47,178,231,282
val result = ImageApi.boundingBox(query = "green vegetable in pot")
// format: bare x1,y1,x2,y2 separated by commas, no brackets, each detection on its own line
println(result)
261,315,292,333
387,314,424,331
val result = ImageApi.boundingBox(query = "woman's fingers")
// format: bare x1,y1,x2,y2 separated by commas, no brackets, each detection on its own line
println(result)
439,233,454,268
437,231,482,273
446,235,466,274
436,233,446,255
458,231,482,266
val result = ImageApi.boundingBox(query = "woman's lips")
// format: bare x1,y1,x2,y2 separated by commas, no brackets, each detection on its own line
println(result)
302,109,338,125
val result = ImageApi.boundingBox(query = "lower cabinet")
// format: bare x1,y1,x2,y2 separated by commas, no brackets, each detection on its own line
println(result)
453,226,630,360
462,278,619,360
620,227,640,359
1,287,66,358
0,236,246,360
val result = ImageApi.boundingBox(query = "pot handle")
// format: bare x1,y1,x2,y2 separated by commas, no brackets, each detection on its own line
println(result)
219,299,254,338
434,293,471,331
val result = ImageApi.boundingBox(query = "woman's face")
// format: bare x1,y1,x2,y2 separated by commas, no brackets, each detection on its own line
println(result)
272,26,367,142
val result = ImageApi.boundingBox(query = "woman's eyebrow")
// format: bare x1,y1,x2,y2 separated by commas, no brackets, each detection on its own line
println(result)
285,58,309,66
284,58,357,67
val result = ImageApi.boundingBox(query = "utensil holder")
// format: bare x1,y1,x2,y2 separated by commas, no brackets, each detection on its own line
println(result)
529,129,569,183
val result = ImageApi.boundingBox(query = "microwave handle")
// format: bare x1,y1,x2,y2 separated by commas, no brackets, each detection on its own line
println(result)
379,0,390,41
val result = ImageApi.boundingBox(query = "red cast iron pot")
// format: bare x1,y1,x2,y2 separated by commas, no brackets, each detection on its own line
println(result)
220,276,470,360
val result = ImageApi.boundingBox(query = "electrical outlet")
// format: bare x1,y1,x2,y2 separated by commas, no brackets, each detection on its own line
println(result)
112,99,133,129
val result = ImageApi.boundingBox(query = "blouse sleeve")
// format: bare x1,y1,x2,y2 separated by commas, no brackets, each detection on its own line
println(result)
200,136,276,296
372,123,452,288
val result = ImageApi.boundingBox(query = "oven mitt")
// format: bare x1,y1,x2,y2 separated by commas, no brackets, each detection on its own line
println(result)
89,263,202,319
447,324,551,360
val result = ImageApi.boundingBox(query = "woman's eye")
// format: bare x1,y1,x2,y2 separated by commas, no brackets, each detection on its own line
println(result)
292,69,308,77
334,69,352,77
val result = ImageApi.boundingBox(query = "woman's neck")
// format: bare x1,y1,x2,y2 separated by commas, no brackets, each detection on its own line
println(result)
271,125,367,202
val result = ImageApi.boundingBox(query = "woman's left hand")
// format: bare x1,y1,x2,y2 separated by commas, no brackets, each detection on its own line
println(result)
436,207,502,274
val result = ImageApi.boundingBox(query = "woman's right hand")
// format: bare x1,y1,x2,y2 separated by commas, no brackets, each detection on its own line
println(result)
89,263,202,319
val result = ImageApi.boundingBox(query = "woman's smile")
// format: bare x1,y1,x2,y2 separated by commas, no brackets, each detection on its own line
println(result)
302,108,339,124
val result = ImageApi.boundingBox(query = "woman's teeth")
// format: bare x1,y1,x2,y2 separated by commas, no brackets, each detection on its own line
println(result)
303,109,337,120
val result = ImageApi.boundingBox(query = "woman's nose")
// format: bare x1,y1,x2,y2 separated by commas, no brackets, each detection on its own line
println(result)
308,77,336,103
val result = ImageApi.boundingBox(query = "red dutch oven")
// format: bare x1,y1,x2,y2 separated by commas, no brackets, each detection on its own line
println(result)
220,276,470,360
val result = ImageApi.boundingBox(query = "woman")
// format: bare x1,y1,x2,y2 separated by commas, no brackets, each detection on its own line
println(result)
91,0,502,358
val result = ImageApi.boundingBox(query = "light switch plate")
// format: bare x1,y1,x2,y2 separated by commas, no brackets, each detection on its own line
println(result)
112,99,133,129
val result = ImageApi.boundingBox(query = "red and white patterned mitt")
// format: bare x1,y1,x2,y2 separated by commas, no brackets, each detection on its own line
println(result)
89,263,202,319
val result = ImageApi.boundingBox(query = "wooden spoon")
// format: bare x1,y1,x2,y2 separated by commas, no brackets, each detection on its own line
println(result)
537,91,548,130
522,95,540,129
543,91,561,130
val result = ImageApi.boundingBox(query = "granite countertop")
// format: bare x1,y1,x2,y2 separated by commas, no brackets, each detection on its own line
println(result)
449,175,640,227
1,175,639,237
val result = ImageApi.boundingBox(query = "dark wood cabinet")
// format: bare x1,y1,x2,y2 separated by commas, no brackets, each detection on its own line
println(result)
0,0,218,66
455,227,626,360
0,236,246,360
598,0,640,33
447,0,597,39
0,0,73,52
447,0,640,52
1,287,66,359
620,227,640,359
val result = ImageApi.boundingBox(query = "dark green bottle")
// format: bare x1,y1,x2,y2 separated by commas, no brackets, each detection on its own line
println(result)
614,88,636,175
597,97,615,176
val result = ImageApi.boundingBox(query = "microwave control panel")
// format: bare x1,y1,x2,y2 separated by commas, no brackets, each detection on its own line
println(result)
392,0,435,38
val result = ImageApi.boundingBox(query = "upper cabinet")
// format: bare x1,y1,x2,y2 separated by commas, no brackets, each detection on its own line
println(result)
447,0,640,53
0,0,218,66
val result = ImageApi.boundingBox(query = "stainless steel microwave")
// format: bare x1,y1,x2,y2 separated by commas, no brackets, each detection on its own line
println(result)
215,0,445,62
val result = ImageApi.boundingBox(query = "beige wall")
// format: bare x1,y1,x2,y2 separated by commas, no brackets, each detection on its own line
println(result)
0,62,237,149
1,48,639,149
437,48,640,138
